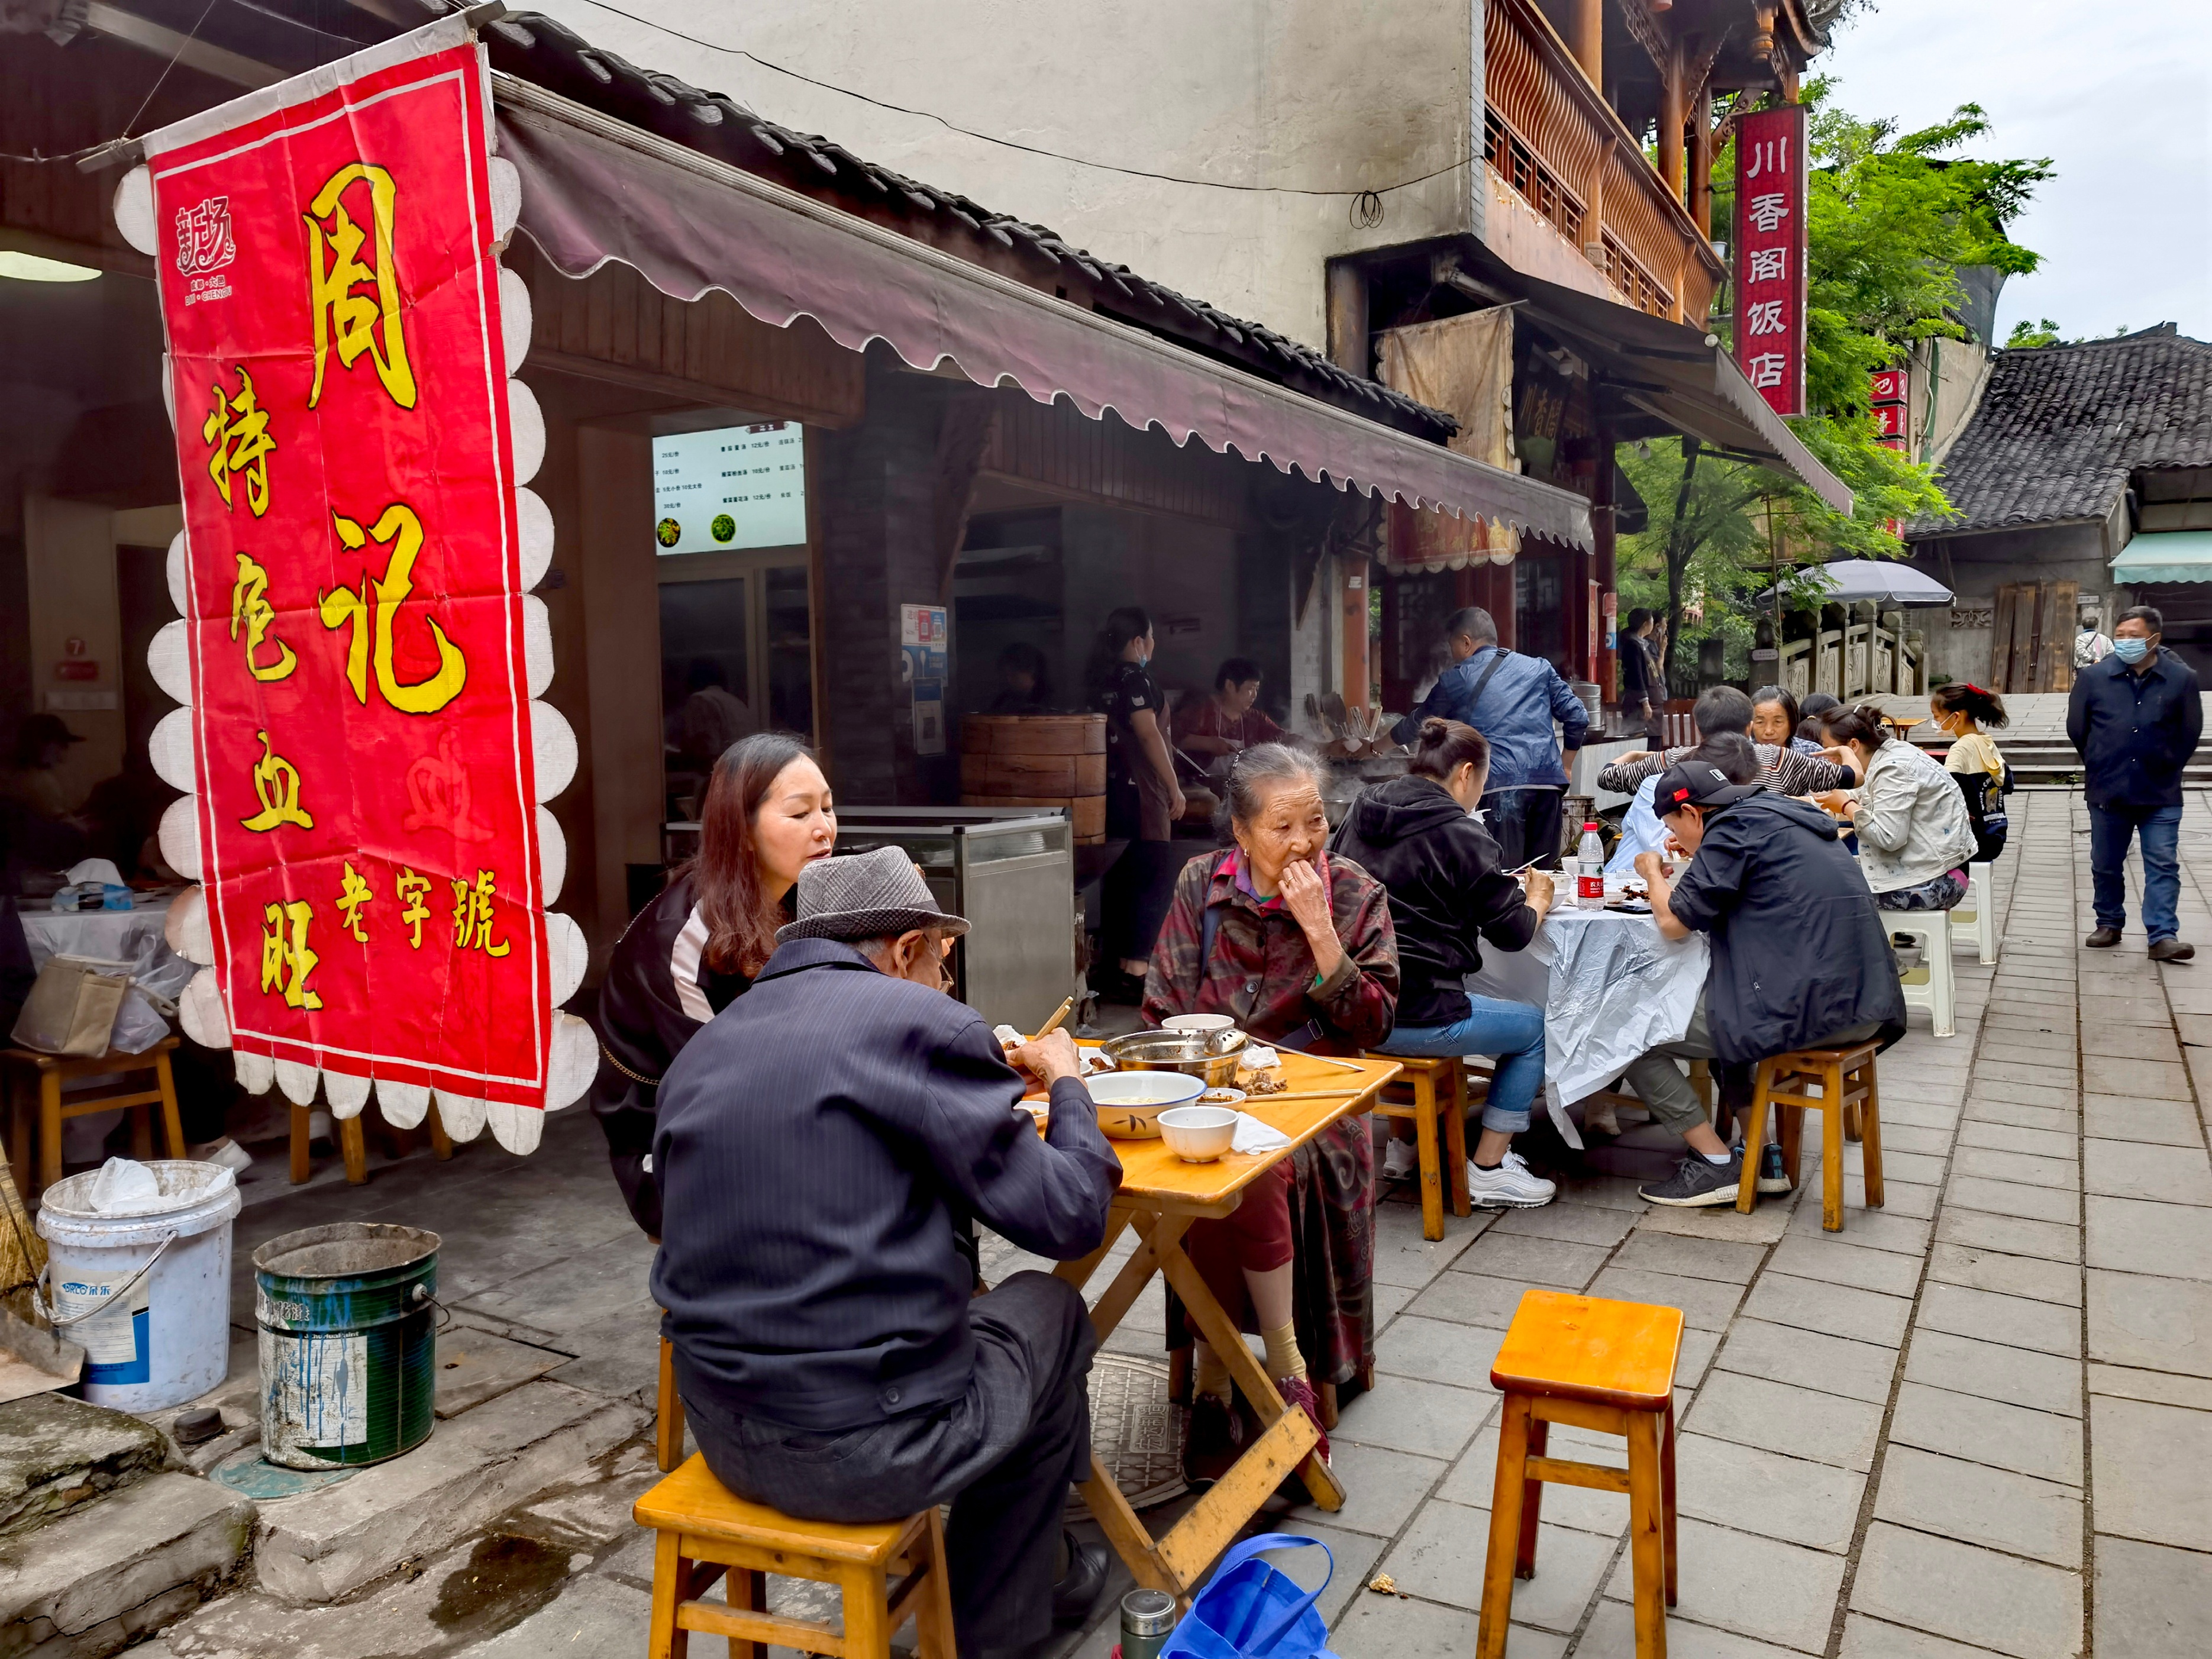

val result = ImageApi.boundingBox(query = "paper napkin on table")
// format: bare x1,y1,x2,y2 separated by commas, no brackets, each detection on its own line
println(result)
1232,1113,1292,1154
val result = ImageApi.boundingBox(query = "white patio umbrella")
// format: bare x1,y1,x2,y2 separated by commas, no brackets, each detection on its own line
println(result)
1761,559,1955,608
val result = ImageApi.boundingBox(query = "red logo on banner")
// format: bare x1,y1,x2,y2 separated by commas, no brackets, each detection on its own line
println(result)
1733,105,1807,418
1869,368,1908,406
148,43,550,1108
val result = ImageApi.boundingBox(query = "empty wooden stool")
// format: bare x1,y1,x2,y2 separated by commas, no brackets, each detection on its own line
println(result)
3,1037,186,1200
634,1454,956,1659
1481,1289,1681,1659
1735,1041,1882,1233
1364,1052,1469,1240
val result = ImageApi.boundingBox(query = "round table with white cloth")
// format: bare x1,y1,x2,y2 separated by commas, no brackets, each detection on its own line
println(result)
1464,905,1708,1147
19,895,176,973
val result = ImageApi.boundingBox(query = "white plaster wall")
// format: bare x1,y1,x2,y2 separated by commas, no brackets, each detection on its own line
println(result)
22,493,124,805
529,0,1483,351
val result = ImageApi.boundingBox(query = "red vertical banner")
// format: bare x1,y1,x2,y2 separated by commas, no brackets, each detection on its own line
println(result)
132,20,574,1145
1733,104,1807,417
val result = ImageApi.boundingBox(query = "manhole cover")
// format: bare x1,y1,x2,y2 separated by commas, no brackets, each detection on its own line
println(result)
211,1447,358,1500
1067,1353,1186,1521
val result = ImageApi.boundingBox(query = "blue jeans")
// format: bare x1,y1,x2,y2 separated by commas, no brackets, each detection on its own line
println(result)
2091,802,2184,942
1382,995,1547,1133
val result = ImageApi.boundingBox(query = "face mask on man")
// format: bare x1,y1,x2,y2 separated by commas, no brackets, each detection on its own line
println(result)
2113,636,2152,664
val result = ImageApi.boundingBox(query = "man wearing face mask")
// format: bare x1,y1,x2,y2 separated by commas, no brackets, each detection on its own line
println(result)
2069,605,2204,960
653,847,1123,1656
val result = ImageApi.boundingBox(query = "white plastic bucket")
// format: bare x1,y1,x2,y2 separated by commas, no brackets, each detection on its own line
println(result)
35,1160,243,1411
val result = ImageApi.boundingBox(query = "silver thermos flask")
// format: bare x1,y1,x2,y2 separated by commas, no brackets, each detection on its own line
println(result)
1118,1587,1177,1659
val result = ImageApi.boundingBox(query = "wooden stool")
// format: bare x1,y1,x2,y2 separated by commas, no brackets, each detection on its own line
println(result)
1364,1052,1469,1241
1736,1042,1883,1234
634,1455,956,1658
2,1038,186,1201
286,1099,453,1186
1481,1289,1681,1659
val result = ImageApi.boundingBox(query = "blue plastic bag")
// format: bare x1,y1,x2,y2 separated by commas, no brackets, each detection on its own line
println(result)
1160,1533,1339,1659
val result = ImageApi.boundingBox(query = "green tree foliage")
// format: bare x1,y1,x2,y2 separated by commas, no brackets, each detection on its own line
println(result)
1623,86,2050,684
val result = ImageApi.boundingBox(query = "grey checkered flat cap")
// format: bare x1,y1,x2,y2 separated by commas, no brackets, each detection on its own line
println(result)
776,845,971,944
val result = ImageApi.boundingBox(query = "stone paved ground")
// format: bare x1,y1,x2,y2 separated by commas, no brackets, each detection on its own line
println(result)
1068,786,2205,1659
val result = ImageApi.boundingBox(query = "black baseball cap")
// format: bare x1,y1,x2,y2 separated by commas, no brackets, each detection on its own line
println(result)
1652,759,1764,812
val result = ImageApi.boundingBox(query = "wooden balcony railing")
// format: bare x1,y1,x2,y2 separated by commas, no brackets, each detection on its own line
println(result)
1484,0,1726,323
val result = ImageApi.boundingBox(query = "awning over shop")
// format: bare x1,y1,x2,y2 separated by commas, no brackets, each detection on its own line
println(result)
2112,531,2212,583
1441,244,1855,517
492,76,1593,551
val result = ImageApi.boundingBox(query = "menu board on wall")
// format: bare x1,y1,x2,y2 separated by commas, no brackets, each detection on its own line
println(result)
653,421,806,554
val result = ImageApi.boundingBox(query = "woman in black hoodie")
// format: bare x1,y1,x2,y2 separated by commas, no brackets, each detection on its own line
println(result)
1331,718,1557,1208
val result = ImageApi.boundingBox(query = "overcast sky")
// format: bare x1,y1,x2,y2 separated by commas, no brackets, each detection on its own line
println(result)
1817,1,2211,344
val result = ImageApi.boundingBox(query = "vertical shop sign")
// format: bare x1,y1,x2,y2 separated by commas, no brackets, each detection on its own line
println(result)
1870,367,1910,451
1733,104,1808,418
124,18,586,1148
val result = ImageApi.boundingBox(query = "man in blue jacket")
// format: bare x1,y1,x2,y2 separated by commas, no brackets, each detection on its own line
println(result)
2069,604,2203,961
654,848,1123,1655
1393,606,1589,867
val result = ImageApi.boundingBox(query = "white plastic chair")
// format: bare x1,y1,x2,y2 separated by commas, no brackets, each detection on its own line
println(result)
1948,862,1995,965
1889,915,1956,1038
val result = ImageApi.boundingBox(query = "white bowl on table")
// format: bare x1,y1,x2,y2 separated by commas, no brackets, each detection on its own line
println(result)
1161,1013,1237,1037
1085,1071,1205,1140
1157,1105,1239,1162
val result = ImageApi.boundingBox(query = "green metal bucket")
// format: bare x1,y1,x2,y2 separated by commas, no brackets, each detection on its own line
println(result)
253,1222,440,1470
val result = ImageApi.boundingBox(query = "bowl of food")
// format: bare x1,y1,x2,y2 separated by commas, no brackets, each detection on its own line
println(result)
1197,1085,1247,1109
1084,1071,1205,1140
1100,1029,1245,1089
1161,1012,1237,1037
1157,1105,1239,1163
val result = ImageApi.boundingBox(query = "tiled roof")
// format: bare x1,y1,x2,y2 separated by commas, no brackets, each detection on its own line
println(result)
1914,328,2212,537
483,11,1458,442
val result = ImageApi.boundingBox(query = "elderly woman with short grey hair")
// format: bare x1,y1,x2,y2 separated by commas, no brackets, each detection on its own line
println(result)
1141,743,1398,1489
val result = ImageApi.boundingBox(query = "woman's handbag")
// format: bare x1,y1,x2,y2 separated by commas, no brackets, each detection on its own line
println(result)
1160,1533,1339,1659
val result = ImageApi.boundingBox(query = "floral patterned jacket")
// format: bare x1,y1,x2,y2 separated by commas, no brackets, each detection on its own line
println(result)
1141,849,1399,1053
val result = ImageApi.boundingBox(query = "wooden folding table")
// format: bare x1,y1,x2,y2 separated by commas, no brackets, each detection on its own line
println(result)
1044,1050,1399,1599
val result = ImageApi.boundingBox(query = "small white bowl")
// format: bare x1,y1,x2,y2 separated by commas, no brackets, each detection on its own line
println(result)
1157,1105,1239,1162
1161,1013,1236,1035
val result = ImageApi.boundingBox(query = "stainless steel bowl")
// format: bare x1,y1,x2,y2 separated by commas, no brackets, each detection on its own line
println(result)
1100,1029,1245,1089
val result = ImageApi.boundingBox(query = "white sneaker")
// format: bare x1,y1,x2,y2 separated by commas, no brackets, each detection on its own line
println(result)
1467,1151,1556,1209
1383,1140,1420,1182
188,1137,253,1174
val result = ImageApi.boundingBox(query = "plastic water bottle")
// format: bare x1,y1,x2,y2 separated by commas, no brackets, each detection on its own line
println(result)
1577,822,1606,908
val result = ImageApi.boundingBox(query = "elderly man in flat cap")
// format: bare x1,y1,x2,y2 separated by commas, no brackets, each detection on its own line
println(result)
653,846,1122,1657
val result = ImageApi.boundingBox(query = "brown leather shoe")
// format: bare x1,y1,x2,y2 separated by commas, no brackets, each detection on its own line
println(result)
2150,938,2196,963
2085,927,2123,948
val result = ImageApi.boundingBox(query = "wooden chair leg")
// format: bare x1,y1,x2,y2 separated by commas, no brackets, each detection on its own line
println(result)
38,1073,63,1198
1661,1396,1679,1608
1856,1063,1885,1210
1167,1344,1191,1405
913,1507,959,1659
1515,1414,1547,1579
1779,1101,1804,1189
339,1113,367,1185
1476,1393,1532,1659
427,1101,454,1160
1319,1379,1339,1431
1627,1412,1670,1657
1735,1066,1771,1214
726,1566,770,1659
839,1560,893,1659
655,1335,685,1473
1843,1095,1862,1142
1821,1064,1846,1232
128,1102,154,1160
288,1104,311,1184
154,1051,186,1157
1444,1064,1471,1219
648,1530,684,1659
1412,1076,1444,1242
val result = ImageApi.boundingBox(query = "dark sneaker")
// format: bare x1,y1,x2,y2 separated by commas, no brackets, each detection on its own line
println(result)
1758,1143,1792,1194
2150,938,2196,963
2085,927,2123,948
1277,1375,1332,1468
1050,1532,1109,1626
1639,1150,1746,1208
1183,1394,1245,1487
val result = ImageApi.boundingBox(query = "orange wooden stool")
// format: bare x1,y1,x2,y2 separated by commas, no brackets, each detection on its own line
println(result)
1734,1042,1883,1233
3,1037,186,1200
1364,1052,1469,1240
1480,1289,1681,1659
634,1455,956,1658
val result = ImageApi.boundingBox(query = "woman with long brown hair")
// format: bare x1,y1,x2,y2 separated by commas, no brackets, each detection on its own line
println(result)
592,732,836,1235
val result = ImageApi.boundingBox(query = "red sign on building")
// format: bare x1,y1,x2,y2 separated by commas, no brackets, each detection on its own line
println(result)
140,25,564,1135
1733,105,1808,418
